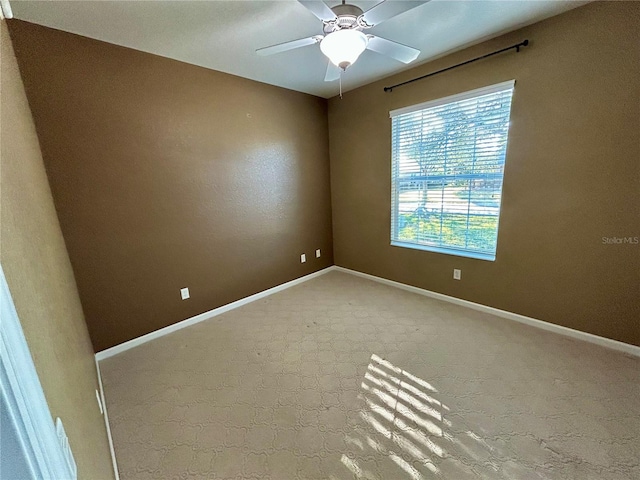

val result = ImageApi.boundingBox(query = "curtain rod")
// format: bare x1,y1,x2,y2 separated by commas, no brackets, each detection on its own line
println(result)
384,39,529,93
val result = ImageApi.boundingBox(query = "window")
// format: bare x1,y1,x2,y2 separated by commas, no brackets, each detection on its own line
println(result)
390,80,515,261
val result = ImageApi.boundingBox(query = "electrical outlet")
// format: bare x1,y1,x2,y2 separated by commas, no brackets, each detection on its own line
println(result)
95,389,103,415
315,249,321,258
180,287,190,300
300,254,306,263
453,269,461,280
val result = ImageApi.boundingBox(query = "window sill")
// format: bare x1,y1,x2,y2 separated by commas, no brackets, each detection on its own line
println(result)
390,241,496,262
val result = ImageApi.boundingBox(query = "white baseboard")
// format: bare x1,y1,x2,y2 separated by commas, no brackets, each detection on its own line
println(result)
95,264,639,361
1,0,14,20
95,360,119,480
334,266,640,357
95,267,335,361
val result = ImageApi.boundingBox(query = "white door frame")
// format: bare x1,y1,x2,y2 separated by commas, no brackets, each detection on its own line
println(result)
0,264,76,479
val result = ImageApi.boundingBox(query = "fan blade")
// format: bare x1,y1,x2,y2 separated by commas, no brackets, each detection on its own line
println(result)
324,62,341,82
366,35,420,64
256,36,322,56
360,0,429,27
298,1,337,22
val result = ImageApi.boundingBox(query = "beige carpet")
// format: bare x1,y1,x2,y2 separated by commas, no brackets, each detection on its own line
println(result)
100,271,639,480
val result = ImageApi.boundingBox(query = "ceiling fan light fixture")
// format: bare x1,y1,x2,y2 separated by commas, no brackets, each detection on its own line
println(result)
320,29,368,70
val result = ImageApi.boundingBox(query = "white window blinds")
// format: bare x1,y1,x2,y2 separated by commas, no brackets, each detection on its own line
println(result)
390,81,515,261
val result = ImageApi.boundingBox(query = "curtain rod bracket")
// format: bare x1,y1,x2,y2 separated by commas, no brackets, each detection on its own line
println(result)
384,39,529,93
516,39,529,52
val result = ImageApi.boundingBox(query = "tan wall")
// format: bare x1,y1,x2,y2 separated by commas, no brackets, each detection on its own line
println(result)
329,1,639,346
8,20,333,352
0,21,114,479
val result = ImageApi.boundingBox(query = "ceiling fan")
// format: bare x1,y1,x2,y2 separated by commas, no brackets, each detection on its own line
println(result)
256,0,428,82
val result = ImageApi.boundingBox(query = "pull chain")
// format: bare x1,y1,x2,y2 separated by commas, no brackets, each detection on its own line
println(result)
339,70,343,99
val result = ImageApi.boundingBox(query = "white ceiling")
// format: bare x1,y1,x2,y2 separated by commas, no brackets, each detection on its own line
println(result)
10,0,589,98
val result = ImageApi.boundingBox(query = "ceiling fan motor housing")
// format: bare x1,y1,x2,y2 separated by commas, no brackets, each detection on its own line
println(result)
324,3,365,33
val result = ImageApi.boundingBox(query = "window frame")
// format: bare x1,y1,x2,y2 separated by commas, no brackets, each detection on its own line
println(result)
389,80,515,262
